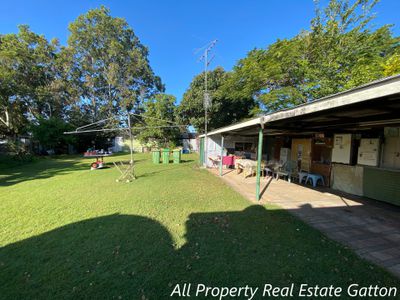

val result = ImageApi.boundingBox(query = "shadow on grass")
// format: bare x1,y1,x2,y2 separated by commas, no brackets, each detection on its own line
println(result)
139,164,195,178
0,154,192,187
1,206,399,299
0,158,89,187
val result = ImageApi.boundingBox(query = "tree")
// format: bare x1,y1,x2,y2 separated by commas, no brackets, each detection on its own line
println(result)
30,117,76,153
383,42,400,76
136,94,181,147
227,37,309,112
306,0,395,95
178,67,255,132
228,0,399,112
0,25,63,136
67,6,164,124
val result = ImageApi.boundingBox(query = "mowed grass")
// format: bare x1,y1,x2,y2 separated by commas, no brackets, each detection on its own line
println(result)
0,153,399,299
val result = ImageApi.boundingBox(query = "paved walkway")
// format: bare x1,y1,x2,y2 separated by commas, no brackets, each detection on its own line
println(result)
209,168,400,278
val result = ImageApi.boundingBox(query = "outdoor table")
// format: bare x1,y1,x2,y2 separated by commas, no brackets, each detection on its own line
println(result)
235,159,265,177
83,153,112,170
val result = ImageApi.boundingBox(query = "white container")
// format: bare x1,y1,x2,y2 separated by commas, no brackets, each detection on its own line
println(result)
358,138,380,166
332,134,352,164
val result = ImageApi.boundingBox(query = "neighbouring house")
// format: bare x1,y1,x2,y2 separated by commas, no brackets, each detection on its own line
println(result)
112,133,198,153
181,132,198,153
199,74,400,204
112,136,146,153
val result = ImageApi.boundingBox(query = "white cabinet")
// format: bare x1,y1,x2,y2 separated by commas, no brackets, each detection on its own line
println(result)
332,134,352,164
357,138,380,166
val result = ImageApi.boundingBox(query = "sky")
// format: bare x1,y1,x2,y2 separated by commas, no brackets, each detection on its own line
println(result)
1,0,399,102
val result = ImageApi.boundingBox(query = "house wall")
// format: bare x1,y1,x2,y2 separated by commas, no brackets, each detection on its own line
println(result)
222,135,257,151
205,134,224,167
113,136,144,153
182,138,198,152
291,138,312,171
330,128,400,205
204,134,256,167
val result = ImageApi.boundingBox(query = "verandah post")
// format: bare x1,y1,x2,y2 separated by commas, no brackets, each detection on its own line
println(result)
219,135,224,176
256,125,264,201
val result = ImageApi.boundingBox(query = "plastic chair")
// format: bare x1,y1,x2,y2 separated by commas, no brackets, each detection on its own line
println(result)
305,173,325,187
275,160,298,183
298,171,309,184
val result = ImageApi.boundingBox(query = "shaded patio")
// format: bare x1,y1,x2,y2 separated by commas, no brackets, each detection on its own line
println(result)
209,168,400,278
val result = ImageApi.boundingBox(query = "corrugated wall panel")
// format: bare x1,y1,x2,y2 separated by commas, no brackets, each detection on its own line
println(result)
363,167,400,206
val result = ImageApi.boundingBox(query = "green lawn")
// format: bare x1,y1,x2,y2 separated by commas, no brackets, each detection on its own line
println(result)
0,153,399,299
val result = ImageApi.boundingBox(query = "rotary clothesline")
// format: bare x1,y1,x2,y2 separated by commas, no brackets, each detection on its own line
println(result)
63,114,187,135
63,111,189,182
64,125,187,135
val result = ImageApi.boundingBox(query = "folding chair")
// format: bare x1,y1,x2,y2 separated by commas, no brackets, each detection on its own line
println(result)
208,156,221,168
113,161,136,182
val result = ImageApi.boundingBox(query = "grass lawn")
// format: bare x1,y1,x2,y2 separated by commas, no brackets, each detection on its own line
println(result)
0,153,399,299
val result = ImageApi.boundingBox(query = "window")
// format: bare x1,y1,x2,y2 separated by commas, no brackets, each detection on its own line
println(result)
235,142,253,152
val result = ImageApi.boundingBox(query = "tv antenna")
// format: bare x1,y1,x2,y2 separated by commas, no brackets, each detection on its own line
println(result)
197,39,217,167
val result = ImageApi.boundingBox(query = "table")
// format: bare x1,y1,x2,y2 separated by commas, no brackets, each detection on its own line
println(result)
235,159,265,177
83,153,112,170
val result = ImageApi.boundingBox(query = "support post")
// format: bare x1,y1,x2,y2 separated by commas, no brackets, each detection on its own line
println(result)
256,125,264,201
127,112,134,165
219,135,224,176
199,137,205,165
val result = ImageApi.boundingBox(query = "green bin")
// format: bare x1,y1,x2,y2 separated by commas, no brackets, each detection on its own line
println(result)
162,148,170,164
152,150,160,164
173,149,181,164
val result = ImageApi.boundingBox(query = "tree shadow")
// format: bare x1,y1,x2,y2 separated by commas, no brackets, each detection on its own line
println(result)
180,159,195,163
1,206,399,299
138,164,195,178
0,158,89,187
0,153,151,187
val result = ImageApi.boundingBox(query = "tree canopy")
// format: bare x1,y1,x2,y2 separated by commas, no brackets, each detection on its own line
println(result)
178,67,255,132
135,93,181,147
221,0,400,113
0,6,165,153
0,25,73,136
67,6,164,122
1,1,399,152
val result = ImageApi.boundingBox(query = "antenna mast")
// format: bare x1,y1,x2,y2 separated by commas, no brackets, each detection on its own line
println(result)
198,39,217,167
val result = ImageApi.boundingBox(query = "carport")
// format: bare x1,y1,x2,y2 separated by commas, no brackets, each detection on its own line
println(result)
200,74,400,201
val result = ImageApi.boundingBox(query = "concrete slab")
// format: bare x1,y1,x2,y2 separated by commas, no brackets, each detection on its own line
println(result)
209,168,400,278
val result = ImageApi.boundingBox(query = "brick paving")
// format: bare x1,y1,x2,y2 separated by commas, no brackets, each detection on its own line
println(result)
209,168,400,278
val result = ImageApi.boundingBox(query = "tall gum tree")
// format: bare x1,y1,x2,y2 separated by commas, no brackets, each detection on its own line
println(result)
67,6,164,124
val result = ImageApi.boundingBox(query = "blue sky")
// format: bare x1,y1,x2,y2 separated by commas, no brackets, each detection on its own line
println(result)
1,0,399,102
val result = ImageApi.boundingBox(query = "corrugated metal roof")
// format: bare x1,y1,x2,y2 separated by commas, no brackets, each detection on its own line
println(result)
199,74,400,137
